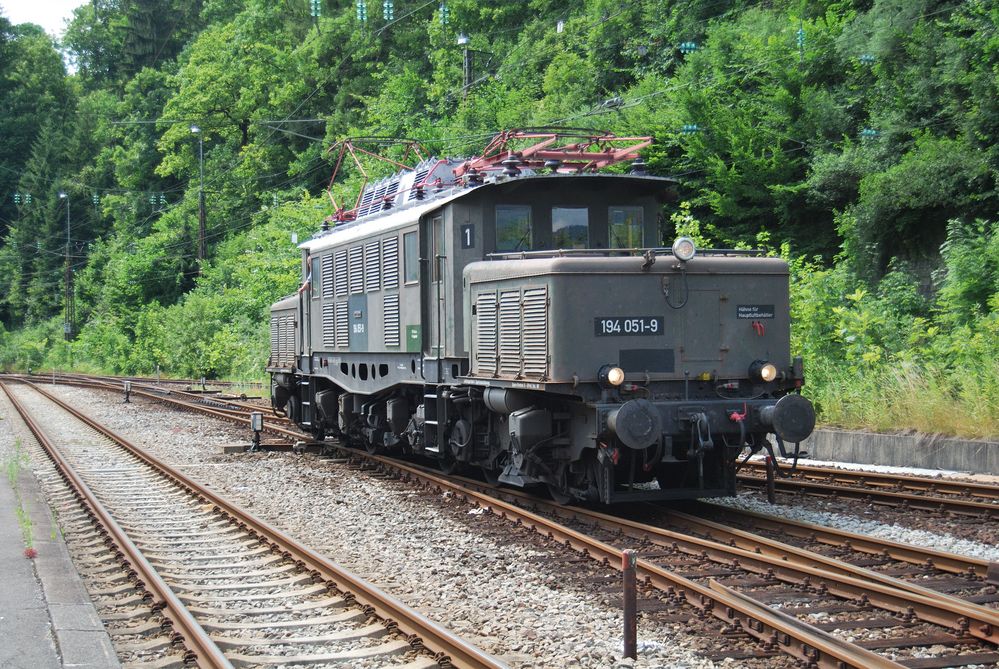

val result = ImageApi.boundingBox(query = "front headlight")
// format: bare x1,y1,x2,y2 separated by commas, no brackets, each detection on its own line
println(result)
598,365,626,388
672,236,696,261
750,360,778,383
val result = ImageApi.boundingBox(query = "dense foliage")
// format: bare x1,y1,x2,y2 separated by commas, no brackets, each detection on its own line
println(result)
0,0,995,436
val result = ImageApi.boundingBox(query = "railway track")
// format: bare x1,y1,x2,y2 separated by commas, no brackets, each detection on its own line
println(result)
15,374,999,667
23,373,999,520
672,502,999,590
345,453,999,668
737,464,999,518
0,379,503,669
741,461,999,504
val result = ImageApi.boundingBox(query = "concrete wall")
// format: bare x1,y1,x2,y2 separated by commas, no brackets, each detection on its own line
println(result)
802,429,999,475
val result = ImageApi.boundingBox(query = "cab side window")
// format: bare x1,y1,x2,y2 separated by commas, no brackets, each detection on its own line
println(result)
310,256,321,298
403,231,419,283
609,206,644,248
552,207,588,249
496,205,531,251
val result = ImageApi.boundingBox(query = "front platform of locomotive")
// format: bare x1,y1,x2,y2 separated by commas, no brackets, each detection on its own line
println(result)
464,240,816,503
457,137,815,503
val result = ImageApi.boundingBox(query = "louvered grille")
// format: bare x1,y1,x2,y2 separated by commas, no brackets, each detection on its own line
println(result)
281,315,295,366
334,250,348,296
357,187,376,218
385,179,400,200
363,182,387,218
364,241,380,292
382,237,399,289
475,292,498,376
521,287,548,378
322,303,335,348
498,290,522,376
383,294,400,347
348,247,363,294
335,302,349,348
270,316,279,365
321,254,334,299
408,168,430,200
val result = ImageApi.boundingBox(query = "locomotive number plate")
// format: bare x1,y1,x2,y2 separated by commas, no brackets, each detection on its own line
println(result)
594,316,664,336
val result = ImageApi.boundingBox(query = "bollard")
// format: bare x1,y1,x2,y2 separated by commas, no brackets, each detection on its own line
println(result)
765,455,776,504
622,548,637,659
123,381,131,404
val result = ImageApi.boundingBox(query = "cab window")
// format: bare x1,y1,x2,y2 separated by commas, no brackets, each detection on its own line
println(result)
609,206,644,248
495,205,531,251
310,256,321,298
552,207,588,249
403,231,418,283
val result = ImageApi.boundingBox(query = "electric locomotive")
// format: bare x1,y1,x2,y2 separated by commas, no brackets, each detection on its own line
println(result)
267,131,815,503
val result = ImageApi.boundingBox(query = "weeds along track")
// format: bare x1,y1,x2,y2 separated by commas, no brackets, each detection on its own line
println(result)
0,379,503,669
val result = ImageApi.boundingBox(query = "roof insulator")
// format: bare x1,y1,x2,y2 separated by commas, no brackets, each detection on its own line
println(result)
501,153,522,177
543,159,562,172
465,168,483,186
629,158,648,176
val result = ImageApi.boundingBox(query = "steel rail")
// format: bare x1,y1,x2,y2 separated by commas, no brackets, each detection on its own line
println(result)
353,455,904,669
738,474,999,517
742,460,999,501
23,375,994,665
414,470,999,645
653,508,999,611
432,472,998,613
691,501,999,584
19,380,504,669
0,381,233,669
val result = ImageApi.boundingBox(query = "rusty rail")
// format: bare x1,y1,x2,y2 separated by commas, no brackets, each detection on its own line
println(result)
13,379,504,669
0,381,233,669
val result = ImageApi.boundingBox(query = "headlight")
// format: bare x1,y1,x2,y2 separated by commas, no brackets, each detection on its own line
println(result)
672,236,696,261
598,365,626,387
750,360,778,383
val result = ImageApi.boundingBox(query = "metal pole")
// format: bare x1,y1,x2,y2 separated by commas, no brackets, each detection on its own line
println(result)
65,200,70,340
197,133,206,268
462,48,473,97
59,192,71,341
622,549,637,659
766,455,777,504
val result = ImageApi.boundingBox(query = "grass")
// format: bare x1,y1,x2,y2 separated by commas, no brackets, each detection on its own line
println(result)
3,439,36,557
808,362,999,440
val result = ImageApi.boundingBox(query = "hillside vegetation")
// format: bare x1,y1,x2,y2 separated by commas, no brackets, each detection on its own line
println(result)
0,0,995,437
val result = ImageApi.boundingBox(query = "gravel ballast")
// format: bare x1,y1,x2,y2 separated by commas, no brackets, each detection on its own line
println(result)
42,385,717,669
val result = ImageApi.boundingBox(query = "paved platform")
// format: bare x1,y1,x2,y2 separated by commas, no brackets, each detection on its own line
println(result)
0,450,119,668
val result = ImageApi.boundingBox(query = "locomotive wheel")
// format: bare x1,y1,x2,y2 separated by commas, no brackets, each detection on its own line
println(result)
364,438,382,455
546,466,573,505
437,452,459,475
312,427,325,442
480,452,507,485
286,395,299,424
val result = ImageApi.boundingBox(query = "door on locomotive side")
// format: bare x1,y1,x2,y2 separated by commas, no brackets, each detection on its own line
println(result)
422,213,447,370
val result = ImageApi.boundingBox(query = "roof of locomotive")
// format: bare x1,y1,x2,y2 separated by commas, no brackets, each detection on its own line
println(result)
464,253,790,282
300,172,675,255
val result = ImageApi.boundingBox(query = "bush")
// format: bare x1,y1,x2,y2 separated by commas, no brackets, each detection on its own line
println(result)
792,219,998,438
